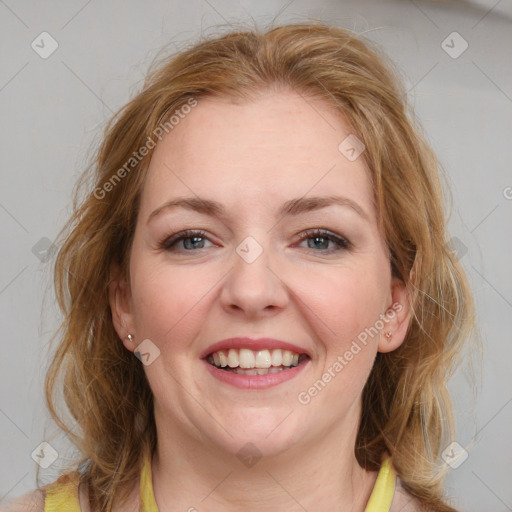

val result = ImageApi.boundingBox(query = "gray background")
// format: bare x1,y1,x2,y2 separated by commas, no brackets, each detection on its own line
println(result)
1,0,511,510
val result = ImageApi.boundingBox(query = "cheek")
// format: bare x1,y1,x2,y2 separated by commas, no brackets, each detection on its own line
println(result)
305,265,388,352
130,258,217,347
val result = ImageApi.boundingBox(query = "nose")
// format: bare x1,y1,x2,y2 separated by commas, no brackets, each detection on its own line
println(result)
219,237,289,318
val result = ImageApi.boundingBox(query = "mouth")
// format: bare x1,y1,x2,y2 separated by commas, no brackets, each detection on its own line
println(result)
205,348,310,375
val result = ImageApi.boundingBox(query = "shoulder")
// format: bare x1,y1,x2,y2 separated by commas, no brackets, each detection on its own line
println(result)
0,490,45,512
390,477,423,512
0,472,87,512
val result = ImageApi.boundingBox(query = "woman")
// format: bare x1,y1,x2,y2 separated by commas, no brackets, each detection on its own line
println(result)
5,22,474,512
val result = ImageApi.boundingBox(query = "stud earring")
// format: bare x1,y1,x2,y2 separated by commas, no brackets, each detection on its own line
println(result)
127,334,134,343
384,332,392,342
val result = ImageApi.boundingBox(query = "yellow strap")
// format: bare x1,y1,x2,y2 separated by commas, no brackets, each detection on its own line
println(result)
43,455,395,511
364,456,396,512
140,455,396,512
140,455,159,512
44,472,81,512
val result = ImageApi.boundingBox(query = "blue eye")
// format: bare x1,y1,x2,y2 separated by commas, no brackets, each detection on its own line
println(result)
159,228,351,254
296,229,351,253
160,230,211,251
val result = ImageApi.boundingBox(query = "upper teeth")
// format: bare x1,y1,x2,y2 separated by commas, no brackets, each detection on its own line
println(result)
208,348,300,369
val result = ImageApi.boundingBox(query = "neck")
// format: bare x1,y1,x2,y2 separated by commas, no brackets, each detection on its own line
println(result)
150,406,378,511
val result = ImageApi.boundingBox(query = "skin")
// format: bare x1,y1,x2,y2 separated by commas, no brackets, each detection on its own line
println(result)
110,89,411,512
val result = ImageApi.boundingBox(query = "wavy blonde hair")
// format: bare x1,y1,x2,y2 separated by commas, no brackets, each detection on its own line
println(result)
44,22,475,512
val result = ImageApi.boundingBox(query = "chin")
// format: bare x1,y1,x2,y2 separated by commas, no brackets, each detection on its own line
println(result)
204,411,305,460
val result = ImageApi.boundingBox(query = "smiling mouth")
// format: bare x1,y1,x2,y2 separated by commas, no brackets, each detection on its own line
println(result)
206,348,310,375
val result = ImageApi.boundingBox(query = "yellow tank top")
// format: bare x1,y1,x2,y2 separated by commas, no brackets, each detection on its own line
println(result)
44,456,396,511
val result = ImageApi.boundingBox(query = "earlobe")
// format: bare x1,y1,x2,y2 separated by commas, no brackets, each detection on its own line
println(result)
377,278,411,354
109,265,136,352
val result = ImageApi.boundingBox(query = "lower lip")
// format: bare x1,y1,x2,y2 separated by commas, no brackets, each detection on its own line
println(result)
203,359,309,389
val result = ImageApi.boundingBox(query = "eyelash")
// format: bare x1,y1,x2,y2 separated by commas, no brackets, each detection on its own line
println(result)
159,228,351,254
299,229,351,253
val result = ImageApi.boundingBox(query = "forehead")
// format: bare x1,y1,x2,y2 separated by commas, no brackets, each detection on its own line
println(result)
140,90,375,219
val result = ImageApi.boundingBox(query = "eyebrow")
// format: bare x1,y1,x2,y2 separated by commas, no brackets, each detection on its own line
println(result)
147,195,369,224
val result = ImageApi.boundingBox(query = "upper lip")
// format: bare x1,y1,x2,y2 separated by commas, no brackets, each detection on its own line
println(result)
200,337,311,359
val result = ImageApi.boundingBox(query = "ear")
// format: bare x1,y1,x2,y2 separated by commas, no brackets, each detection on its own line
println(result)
377,277,411,354
109,263,137,353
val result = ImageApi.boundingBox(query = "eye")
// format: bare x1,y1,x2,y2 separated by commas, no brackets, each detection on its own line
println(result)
159,230,214,252
295,229,351,254
159,228,351,254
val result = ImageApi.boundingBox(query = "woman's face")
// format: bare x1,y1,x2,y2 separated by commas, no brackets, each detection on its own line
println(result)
112,90,409,459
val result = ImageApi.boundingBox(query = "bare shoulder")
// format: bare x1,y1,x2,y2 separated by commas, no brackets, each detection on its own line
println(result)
0,489,45,512
390,478,423,512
